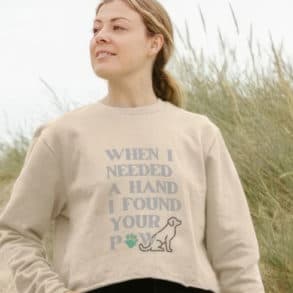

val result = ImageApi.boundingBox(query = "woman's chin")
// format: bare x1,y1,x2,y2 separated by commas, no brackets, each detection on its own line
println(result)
94,68,113,77
94,68,123,80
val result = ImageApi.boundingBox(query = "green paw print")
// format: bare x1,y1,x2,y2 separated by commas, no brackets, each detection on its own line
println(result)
125,233,137,248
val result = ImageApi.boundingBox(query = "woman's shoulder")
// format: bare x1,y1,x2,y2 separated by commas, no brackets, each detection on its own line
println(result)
166,102,220,135
29,102,94,145
164,102,221,154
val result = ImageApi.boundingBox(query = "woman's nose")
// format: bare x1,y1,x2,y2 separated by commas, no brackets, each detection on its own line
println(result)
95,28,110,43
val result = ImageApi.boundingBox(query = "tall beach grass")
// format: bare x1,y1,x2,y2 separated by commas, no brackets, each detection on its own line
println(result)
170,5,293,292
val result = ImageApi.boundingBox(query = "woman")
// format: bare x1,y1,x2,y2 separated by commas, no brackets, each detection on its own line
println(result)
0,0,265,292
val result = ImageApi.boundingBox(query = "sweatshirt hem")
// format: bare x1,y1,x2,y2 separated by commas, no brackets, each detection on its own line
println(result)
77,271,218,293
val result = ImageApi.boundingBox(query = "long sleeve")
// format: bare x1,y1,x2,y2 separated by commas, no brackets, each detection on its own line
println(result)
0,126,69,293
204,126,265,292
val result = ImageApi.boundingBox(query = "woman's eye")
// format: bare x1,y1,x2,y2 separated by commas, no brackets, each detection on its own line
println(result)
92,26,124,34
113,26,124,30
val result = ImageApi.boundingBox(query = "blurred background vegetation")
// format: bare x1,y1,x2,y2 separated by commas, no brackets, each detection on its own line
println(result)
0,7,292,293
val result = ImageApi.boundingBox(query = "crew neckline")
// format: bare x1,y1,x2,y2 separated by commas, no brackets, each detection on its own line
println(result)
96,97,166,114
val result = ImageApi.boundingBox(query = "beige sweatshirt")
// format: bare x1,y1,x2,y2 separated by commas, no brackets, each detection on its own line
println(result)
0,98,265,293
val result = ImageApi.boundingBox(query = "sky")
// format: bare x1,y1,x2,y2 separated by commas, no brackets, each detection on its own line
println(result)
0,0,292,144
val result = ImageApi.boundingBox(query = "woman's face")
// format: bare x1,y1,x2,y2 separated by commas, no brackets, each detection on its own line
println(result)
89,0,159,80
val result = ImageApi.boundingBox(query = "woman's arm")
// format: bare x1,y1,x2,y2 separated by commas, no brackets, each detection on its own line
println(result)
0,125,68,292
204,126,265,292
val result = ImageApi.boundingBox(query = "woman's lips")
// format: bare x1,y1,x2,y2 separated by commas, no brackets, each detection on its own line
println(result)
96,54,115,60
96,52,117,60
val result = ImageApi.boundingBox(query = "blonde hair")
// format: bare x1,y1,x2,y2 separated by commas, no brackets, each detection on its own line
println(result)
95,0,185,108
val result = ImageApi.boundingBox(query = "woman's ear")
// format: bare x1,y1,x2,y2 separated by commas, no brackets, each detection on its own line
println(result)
149,33,164,55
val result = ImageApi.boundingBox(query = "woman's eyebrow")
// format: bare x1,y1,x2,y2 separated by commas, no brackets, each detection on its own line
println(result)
94,17,130,23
